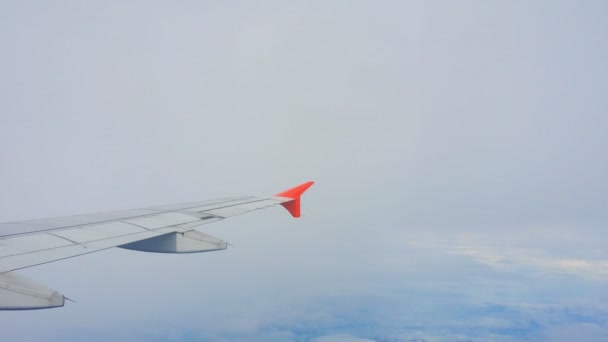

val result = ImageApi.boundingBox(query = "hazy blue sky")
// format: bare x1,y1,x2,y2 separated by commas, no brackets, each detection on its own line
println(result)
1,1,607,341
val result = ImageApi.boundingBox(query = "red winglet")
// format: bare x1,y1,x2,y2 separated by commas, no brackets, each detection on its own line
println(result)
275,181,315,218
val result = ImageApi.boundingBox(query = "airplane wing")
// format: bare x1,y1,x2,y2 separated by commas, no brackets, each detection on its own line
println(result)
0,181,314,310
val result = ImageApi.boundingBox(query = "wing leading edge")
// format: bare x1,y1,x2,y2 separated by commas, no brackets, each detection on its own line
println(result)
0,181,314,310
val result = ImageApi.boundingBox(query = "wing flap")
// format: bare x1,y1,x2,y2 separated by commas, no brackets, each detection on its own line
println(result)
0,272,64,310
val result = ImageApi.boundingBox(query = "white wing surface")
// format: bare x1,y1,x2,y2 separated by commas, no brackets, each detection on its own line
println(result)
0,181,314,310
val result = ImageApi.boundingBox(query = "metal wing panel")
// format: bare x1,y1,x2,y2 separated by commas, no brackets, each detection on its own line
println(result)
124,213,200,230
0,234,72,253
0,246,23,258
0,230,167,273
48,222,148,244
143,196,252,211
0,197,254,238
201,198,282,217
0,210,160,237
0,220,230,273
0,218,227,273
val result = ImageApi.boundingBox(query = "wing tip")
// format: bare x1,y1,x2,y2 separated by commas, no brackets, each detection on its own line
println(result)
275,181,315,218
275,181,315,199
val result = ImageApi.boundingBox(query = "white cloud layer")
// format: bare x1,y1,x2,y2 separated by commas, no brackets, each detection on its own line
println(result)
1,0,607,341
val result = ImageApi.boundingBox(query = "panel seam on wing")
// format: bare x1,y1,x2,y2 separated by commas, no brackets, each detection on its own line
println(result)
0,197,268,239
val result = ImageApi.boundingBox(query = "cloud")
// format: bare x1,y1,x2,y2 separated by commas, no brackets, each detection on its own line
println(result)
451,246,608,280
541,323,608,342
1,1,607,341
311,334,375,342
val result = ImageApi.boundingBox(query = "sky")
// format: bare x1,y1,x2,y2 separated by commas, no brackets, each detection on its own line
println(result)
0,1,607,341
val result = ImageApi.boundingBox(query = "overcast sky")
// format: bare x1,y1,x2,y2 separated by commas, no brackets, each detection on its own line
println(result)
1,1,607,341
